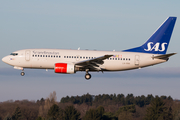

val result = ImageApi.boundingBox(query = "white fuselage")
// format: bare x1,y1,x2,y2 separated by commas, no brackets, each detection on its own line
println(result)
2,49,166,72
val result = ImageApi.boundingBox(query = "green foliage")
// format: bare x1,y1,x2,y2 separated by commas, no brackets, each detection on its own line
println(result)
96,106,105,115
144,96,173,120
145,94,154,105
64,105,80,120
135,96,145,107
47,104,61,120
83,108,98,120
83,106,106,120
0,93,175,120
61,93,93,105
102,112,118,120
116,104,136,120
116,94,125,105
36,116,45,120
83,106,105,120
126,94,135,105
60,93,173,108
12,107,22,120
116,104,136,115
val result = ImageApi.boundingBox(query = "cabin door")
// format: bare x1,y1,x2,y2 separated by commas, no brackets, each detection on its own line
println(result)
135,55,140,66
25,50,30,61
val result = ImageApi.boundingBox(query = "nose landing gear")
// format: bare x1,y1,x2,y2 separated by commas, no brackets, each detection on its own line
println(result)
85,69,91,80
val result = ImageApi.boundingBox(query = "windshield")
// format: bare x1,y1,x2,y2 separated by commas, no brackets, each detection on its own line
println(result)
10,53,18,56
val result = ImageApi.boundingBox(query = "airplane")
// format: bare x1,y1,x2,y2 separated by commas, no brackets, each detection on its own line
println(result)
2,17,177,80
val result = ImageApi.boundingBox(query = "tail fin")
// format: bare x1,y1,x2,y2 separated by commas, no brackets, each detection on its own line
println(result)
123,17,177,54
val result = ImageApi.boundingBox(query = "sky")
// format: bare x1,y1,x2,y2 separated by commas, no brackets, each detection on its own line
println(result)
0,1,180,102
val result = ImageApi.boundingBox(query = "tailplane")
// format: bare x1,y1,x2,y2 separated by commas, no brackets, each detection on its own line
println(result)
123,17,177,54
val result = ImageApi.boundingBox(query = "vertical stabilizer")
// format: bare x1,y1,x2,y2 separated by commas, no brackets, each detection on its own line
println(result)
123,17,177,54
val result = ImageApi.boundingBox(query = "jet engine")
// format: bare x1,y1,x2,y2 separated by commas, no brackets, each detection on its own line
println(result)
54,63,75,74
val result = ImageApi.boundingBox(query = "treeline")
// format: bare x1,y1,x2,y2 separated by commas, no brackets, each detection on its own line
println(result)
61,93,173,107
0,91,179,120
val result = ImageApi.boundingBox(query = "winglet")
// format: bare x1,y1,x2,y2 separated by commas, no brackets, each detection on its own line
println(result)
123,17,177,54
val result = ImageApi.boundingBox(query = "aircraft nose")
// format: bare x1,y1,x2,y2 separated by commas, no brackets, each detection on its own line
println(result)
2,56,9,64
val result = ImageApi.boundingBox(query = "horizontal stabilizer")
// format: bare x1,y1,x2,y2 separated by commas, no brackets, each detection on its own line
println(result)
152,53,176,59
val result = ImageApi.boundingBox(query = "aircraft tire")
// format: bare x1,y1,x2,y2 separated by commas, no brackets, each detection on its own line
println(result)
21,72,25,76
85,74,91,80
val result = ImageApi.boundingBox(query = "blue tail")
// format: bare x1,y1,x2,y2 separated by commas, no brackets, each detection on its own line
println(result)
123,17,177,54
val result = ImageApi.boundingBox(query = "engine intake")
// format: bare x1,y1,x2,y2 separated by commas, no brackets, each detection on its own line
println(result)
54,63,75,74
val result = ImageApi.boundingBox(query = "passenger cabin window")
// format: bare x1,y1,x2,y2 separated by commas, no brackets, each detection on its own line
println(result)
10,53,18,56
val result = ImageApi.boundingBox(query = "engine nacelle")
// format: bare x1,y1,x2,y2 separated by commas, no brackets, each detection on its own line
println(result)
54,63,75,74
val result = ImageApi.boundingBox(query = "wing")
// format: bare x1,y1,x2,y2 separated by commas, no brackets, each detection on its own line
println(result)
75,55,113,71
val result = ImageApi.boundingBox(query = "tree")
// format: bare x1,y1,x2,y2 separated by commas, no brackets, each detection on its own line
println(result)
102,112,118,120
38,91,57,118
116,104,136,120
116,94,125,105
83,106,105,120
135,95,145,107
36,116,45,120
145,94,154,105
12,107,22,120
47,104,60,120
125,94,134,105
21,105,39,120
144,96,173,120
64,105,80,120
165,107,173,120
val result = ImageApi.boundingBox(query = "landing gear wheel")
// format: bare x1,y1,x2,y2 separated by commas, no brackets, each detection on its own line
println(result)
21,72,25,76
85,74,91,80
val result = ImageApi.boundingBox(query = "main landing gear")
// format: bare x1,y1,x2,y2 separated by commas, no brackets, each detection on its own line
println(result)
21,69,25,76
85,69,91,80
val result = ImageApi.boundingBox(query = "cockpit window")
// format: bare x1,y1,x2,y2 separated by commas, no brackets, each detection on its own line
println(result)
10,53,18,56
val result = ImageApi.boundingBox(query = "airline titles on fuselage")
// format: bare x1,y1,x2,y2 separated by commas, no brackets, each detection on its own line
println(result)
32,51,59,55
